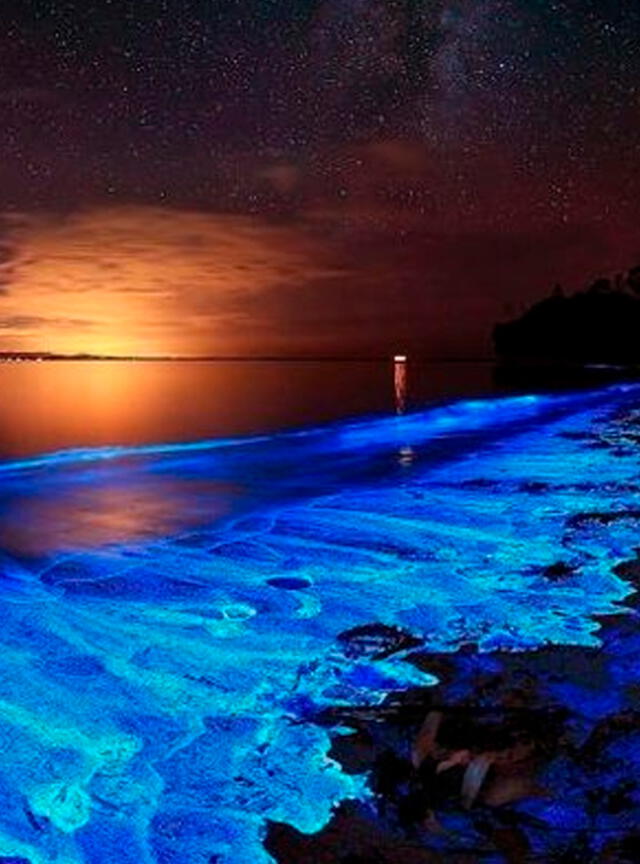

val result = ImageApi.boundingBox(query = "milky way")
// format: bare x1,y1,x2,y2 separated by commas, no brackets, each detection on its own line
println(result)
0,2,639,354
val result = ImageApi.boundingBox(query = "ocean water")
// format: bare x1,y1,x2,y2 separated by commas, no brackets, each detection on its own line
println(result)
1,363,639,863
0,359,496,458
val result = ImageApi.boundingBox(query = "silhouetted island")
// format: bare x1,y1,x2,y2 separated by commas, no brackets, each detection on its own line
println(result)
494,265,640,371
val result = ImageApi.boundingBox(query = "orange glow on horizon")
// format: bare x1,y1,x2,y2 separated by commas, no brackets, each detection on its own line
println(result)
0,206,335,356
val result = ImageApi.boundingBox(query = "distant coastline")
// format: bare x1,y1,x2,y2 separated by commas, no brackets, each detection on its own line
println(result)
494,263,640,367
0,352,493,364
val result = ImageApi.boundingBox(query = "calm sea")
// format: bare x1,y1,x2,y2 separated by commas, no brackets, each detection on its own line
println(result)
1,358,638,863
0,359,499,458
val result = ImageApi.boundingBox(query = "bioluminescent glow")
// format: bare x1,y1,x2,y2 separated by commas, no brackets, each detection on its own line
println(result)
1,386,640,862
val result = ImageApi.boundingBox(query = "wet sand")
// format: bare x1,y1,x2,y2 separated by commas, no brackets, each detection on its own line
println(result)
268,401,640,863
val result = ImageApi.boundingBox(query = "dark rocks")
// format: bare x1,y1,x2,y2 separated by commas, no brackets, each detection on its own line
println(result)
272,592,640,863
542,562,578,582
266,577,312,590
614,556,640,587
519,481,550,494
338,624,423,661
567,510,640,528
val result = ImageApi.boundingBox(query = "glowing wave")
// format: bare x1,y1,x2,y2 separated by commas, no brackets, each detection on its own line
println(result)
0,385,639,863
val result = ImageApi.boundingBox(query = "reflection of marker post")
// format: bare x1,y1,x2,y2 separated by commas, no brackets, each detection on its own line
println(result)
393,355,414,466
394,354,407,415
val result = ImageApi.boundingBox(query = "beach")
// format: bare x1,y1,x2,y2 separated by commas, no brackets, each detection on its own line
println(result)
0,382,639,862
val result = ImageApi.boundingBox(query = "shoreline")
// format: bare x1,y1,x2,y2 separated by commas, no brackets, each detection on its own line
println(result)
268,584,640,863
267,403,640,863
2,382,640,862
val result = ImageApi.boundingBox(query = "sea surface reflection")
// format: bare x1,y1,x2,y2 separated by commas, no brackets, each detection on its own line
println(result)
0,359,496,458
2,364,636,864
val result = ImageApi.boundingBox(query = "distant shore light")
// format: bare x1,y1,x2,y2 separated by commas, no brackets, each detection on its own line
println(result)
394,354,407,362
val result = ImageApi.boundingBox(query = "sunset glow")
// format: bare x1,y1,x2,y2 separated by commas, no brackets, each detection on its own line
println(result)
1,207,333,356
1,3,640,862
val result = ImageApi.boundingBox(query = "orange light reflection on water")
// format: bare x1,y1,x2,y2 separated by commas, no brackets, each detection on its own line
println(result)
0,474,237,556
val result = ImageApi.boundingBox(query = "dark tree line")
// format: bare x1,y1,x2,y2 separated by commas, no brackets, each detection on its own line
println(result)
494,264,640,364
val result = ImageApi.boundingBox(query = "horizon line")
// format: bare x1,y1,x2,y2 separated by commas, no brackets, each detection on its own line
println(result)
0,351,494,364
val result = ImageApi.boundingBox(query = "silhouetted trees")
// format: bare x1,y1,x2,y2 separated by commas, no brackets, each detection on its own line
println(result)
628,265,640,295
587,277,612,295
494,263,640,364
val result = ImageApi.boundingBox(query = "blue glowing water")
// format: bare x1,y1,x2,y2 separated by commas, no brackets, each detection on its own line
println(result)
1,386,640,862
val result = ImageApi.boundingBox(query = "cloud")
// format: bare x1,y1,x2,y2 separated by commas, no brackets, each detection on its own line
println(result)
0,206,344,354
0,226,19,296
1,187,637,358
0,315,95,330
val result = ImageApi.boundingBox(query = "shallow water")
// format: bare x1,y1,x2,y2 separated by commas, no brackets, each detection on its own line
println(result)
0,359,496,458
1,383,639,862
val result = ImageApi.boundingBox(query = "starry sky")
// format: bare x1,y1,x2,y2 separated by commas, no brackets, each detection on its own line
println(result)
0,0,639,356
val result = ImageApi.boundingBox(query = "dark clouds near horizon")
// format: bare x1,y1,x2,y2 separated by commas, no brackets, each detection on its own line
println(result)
0,1,639,355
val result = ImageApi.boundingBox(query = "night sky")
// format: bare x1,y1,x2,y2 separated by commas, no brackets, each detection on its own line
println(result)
0,1,639,356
